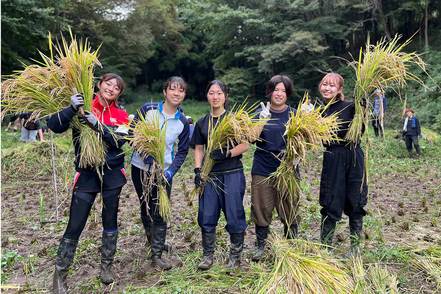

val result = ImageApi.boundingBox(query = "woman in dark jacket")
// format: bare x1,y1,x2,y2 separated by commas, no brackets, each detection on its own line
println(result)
48,73,129,293
318,72,368,255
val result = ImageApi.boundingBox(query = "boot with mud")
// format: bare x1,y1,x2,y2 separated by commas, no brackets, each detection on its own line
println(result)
347,218,363,258
252,226,268,262
100,231,118,284
151,224,172,271
226,232,244,270
142,215,171,253
52,238,78,294
320,216,336,248
198,231,216,270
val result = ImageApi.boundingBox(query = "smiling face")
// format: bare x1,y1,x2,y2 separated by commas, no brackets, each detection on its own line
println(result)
207,83,226,110
270,82,288,108
163,82,186,108
319,73,344,101
98,78,122,102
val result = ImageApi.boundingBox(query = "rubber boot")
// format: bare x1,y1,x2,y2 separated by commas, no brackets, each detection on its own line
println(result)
198,231,215,270
252,226,268,262
52,238,78,294
151,224,172,271
226,232,244,270
283,223,298,240
100,231,118,284
348,218,363,257
320,216,336,247
142,215,171,253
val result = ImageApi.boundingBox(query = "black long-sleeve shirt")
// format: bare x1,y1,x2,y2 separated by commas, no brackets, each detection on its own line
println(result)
47,105,126,171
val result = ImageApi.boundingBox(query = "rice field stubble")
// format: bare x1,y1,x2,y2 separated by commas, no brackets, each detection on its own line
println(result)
1,111,440,293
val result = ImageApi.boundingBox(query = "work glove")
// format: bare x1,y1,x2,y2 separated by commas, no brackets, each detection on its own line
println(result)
194,168,202,188
79,111,98,130
115,124,129,135
210,148,231,161
259,102,271,119
164,169,174,184
300,103,314,113
71,93,84,111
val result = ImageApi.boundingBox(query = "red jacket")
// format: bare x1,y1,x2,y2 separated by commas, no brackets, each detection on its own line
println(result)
92,95,128,126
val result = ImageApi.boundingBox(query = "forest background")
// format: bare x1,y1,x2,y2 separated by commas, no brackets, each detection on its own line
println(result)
2,0,441,131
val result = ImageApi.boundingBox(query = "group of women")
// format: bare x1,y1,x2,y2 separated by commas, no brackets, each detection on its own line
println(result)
48,71,367,293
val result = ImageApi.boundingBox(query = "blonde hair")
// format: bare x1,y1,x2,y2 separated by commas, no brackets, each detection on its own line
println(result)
319,72,345,100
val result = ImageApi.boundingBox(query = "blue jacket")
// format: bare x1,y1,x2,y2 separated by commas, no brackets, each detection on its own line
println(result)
404,116,421,137
131,102,189,176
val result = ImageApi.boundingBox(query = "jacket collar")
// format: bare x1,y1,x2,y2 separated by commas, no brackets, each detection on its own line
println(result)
158,101,181,120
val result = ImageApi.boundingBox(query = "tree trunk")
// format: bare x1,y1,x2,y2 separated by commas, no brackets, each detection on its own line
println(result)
424,0,429,50
374,0,391,39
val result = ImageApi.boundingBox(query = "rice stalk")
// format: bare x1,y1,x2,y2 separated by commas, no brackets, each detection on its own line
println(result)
255,236,353,294
127,111,171,221
412,256,441,290
346,35,426,143
191,102,268,198
268,93,340,226
367,264,399,294
1,29,104,168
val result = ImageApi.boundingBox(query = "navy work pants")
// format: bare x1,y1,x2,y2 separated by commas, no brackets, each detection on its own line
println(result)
198,170,247,234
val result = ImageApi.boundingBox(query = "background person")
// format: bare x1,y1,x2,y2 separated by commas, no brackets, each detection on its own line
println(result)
402,108,421,157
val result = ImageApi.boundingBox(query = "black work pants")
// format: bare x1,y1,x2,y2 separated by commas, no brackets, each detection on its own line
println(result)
319,145,368,223
63,187,122,240
405,135,421,155
131,165,172,228
371,116,384,137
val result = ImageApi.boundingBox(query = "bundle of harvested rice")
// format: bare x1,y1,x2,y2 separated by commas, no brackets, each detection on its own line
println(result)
2,30,104,168
127,112,171,221
351,255,399,294
192,103,268,197
255,236,353,293
268,93,340,226
346,35,426,143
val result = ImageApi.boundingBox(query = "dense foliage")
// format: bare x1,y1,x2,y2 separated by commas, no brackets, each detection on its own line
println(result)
2,0,440,129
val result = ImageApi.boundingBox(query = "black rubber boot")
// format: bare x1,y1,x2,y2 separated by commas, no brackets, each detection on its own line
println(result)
349,218,363,257
283,223,298,240
320,216,336,247
142,215,171,253
226,232,244,270
252,226,268,262
52,238,78,294
100,231,118,284
151,224,172,271
198,231,216,270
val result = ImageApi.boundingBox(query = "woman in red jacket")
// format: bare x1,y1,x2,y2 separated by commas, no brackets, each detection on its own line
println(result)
48,73,128,293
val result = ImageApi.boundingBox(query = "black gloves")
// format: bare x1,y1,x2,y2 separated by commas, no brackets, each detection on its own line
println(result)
209,148,231,161
194,168,202,188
